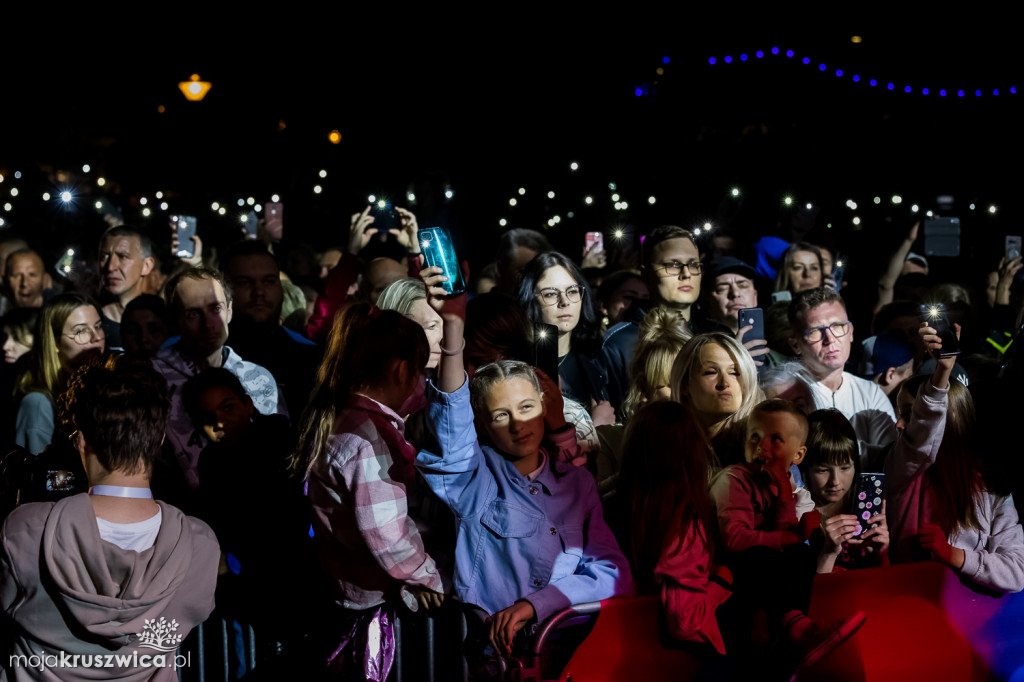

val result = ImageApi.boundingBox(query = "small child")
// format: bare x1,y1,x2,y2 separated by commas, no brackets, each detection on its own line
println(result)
416,356,633,657
800,409,889,574
709,399,866,671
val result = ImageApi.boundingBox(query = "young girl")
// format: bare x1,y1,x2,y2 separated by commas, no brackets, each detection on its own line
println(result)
801,409,889,574
617,400,731,655
416,317,632,656
294,303,445,678
887,322,1024,593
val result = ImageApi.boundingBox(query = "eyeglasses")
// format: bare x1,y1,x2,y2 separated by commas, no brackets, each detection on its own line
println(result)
804,321,851,343
536,286,582,306
654,260,703,277
63,324,105,345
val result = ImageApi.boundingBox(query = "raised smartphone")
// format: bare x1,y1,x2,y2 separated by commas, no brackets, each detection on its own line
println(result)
533,322,560,383
172,215,197,259
921,303,960,357
737,307,766,353
418,226,466,296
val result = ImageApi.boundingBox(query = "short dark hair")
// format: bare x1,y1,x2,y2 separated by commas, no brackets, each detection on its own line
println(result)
61,357,170,475
182,367,249,428
751,398,809,443
641,225,696,269
123,293,171,326
100,225,153,259
496,229,553,267
802,409,860,471
219,240,281,278
788,286,845,331
165,266,232,314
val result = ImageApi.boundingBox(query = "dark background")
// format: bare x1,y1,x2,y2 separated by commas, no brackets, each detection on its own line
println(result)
2,16,1021,287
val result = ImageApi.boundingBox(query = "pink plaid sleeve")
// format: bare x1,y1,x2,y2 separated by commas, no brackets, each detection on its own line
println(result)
340,425,444,599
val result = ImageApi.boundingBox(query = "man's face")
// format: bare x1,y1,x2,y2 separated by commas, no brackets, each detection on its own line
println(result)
707,272,757,330
99,235,154,299
175,276,232,358
5,253,45,308
646,238,701,306
198,385,254,446
226,254,283,325
791,301,853,380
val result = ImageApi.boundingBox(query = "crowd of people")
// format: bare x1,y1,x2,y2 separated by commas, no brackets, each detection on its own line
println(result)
1,198,1023,681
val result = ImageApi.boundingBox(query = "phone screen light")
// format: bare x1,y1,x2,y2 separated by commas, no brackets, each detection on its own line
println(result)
271,194,280,202
43,193,50,201
731,187,740,197
142,208,151,217
10,188,18,197
547,191,555,199
783,196,793,206
94,201,102,210
570,162,579,171
911,204,919,213
368,195,376,203
314,186,323,194
509,198,517,207
246,197,255,206
584,196,593,205
852,217,861,225
160,202,168,211
614,229,624,238
67,248,74,256
211,202,220,211
989,205,998,214
140,197,148,206
499,219,507,227
445,190,454,199
891,195,902,204
218,207,226,215
240,214,249,223
319,170,327,178
518,187,526,195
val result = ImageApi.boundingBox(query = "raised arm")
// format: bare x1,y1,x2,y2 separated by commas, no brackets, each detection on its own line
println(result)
874,221,918,314
420,265,465,394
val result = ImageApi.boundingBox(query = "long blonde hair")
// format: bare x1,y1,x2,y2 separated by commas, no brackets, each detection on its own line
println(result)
16,294,100,400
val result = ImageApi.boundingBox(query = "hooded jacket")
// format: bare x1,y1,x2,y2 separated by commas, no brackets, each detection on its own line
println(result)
1,494,218,681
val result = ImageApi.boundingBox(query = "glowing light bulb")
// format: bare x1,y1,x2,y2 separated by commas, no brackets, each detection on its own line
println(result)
271,194,280,202
518,187,526,195
614,229,624,238
499,218,507,226
570,162,579,171
648,196,656,204
61,191,72,203
313,185,323,194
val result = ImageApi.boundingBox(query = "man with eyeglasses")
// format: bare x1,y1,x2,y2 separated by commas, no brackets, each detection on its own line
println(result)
601,224,729,411
788,287,897,448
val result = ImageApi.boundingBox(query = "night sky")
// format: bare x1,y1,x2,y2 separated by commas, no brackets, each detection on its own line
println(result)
2,17,1021,277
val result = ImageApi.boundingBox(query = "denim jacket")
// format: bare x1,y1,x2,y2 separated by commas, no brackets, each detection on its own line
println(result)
416,377,633,624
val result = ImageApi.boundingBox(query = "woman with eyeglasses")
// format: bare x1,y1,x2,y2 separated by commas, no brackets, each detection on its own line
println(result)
517,252,615,426
14,293,106,454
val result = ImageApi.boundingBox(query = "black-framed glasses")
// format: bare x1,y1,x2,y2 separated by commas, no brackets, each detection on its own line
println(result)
63,324,105,345
536,286,582,306
804,321,851,343
654,260,703,277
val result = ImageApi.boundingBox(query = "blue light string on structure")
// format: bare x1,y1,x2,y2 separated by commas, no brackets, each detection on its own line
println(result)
640,47,1018,99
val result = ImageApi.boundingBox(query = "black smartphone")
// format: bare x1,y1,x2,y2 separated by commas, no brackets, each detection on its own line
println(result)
172,215,197,259
533,322,559,384
921,303,960,357
849,473,885,537
737,307,766,353
418,226,466,296
370,200,401,235
923,217,961,258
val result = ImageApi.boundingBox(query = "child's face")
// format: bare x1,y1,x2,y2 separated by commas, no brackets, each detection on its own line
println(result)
745,411,807,472
199,385,255,445
478,378,546,463
806,460,855,506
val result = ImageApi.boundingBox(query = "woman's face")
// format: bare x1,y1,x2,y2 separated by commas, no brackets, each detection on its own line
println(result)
3,327,32,364
603,277,649,326
807,460,856,506
58,305,105,371
686,343,743,417
535,265,582,336
406,299,443,369
788,250,822,293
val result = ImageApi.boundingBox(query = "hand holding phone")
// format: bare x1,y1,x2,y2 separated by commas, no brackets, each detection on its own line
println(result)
418,227,466,296
920,304,960,358
848,473,885,537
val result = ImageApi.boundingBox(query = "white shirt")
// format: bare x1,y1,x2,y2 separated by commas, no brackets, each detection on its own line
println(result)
809,372,898,449
96,508,163,552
